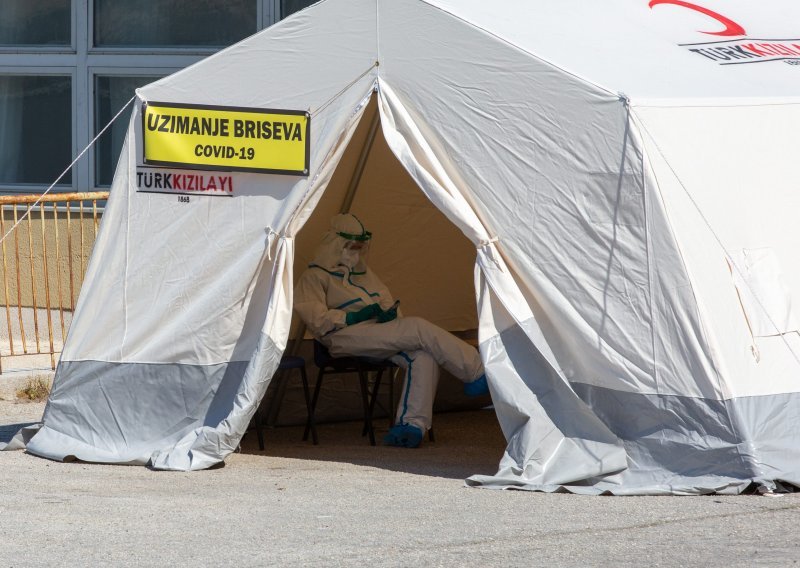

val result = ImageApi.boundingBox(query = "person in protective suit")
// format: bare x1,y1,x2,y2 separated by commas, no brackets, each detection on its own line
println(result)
294,213,489,448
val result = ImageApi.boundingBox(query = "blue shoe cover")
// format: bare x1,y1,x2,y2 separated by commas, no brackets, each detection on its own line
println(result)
464,374,489,397
383,424,423,448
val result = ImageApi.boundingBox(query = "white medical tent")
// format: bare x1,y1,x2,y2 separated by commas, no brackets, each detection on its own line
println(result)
10,0,800,494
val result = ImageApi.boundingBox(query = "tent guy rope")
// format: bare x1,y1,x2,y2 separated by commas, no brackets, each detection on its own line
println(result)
633,111,800,370
0,95,137,248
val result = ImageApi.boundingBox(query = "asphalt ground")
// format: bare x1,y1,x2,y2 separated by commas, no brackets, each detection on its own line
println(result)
2,400,800,567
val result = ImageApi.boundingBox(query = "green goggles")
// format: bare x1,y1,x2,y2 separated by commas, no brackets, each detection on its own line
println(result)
336,230,372,242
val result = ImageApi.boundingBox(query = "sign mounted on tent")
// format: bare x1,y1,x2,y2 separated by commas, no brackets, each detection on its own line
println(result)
142,101,310,176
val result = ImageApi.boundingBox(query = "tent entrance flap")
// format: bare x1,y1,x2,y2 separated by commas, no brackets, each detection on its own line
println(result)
273,93,484,428
270,79,629,483
374,79,628,487
266,99,381,426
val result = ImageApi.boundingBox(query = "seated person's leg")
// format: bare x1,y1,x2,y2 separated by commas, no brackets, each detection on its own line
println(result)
325,317,488,407
390,350,438,433
386,316,485,386
323,320,406,361
383,351,437,448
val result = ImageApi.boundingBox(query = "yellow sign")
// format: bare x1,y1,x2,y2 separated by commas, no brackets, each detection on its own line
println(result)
142,101,309,175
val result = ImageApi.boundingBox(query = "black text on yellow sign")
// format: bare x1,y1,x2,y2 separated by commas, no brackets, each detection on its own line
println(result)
142,101,310,176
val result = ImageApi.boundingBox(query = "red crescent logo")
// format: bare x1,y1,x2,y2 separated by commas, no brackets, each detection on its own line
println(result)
649,0,746,37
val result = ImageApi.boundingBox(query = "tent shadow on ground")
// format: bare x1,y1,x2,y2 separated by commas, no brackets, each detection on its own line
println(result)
239,408,506,480
0,422,37,445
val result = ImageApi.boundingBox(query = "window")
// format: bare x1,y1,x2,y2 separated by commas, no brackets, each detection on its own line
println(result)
94,74,163,187
94,0,258,48
282,0,317,18
0,75,72,186
0,0,71,47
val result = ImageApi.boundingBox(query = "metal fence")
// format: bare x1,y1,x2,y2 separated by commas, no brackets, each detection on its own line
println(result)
0,192,108,373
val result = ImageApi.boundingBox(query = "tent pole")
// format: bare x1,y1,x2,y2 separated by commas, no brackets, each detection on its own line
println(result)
264,106,381,428
338,107,381,214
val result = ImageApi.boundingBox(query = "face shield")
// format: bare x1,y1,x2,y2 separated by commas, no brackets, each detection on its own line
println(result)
339,238,370,270
310,213,372,272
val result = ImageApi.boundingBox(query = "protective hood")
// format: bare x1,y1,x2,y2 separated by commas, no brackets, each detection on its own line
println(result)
309,213,371,273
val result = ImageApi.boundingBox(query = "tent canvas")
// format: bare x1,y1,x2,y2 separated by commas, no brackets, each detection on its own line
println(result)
9,0,800,494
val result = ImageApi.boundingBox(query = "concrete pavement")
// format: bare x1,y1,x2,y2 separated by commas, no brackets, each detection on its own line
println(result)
1,401,799,567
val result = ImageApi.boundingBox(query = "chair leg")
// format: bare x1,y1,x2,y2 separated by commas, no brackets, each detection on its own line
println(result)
358,370,376,446
428,427,435,443
260,370,282,428
388,367,396,428
299,366,318,445
303,368,325,444
254,406,265,451
364,369,384,436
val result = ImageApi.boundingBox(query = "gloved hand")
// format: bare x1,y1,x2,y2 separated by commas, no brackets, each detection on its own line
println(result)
345,303,381,326
376,306,398,323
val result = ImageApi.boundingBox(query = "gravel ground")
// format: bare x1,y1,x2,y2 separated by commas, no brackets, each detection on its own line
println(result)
2,403,800,567
0,398,45,424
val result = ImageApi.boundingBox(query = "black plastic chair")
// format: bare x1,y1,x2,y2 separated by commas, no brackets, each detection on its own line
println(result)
253,355,312,451
302,340,397,446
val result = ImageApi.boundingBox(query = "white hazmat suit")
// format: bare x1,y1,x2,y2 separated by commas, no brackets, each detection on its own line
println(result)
294,214,487,447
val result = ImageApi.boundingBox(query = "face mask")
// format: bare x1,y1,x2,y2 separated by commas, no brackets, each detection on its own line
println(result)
340,248,360,268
